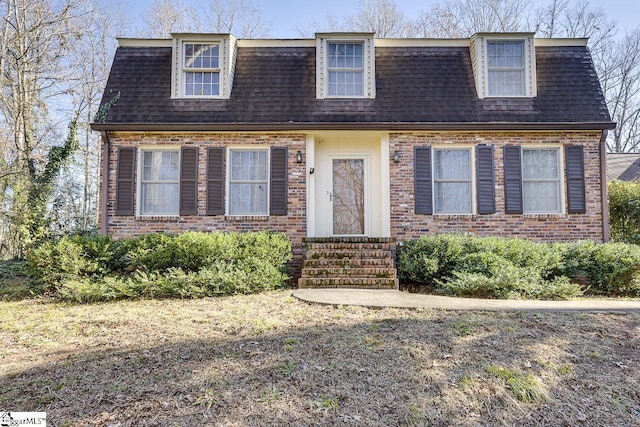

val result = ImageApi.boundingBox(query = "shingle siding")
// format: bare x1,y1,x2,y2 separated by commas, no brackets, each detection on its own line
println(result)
99,45,611,125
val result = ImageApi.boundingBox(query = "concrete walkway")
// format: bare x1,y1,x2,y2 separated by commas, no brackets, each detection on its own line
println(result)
293,288,640,312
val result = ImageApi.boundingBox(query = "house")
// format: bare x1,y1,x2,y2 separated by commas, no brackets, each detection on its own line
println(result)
607,153,640,181
91,32,615,288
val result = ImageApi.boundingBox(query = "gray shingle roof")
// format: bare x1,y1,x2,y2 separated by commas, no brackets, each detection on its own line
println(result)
96,43,612,127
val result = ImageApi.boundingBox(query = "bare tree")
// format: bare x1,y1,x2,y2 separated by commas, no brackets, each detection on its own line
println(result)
534,0,569,37
142,0,200,38
295,12,348,37
0,0,85,256
415,0,533,37
202,0,270,38
345,0,410,38
599,31,640,152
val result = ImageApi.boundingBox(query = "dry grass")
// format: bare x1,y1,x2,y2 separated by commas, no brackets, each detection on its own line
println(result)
1,291,639,426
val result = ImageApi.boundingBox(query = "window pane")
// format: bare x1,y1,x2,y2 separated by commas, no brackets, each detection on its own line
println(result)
487,41,525,96
434,150,470,180
185,71,219,96
524,181,559,212
143,151,179,181
184,43,219,69
230,183,267,215
230,150,267,181
435,182,471,213
328,71,363,96
488,70,524,96
522,149,558,179
141,183,179,215
522,149,561,213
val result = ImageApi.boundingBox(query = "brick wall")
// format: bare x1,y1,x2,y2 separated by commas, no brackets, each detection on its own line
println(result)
101,131,307,277
389,131,605,243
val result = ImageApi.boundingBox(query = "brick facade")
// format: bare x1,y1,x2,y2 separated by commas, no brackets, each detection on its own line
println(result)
100,130,606,281
389,131,605,243
101,132,308,277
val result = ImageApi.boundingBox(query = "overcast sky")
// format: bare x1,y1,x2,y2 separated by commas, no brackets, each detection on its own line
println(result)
123,0,639,38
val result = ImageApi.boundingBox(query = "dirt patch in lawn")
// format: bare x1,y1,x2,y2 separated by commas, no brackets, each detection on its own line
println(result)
1,291,639,426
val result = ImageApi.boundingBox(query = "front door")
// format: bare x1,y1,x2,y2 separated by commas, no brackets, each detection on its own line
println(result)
332,157,366,235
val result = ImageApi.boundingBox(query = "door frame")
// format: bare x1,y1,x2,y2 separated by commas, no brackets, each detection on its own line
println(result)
329,153,370,237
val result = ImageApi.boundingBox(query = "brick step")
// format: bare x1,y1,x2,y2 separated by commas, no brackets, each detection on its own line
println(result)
303,258,394,268
305,249,392,260
301,267,396,278
297,277,399,289
304,237,393,244
305,242,391,251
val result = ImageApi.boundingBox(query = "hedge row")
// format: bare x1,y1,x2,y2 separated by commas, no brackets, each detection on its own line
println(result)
27,231,292,302
398,234,640,299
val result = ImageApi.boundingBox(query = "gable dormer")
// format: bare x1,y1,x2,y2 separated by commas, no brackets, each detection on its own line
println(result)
171,33,237,99
315,33,376,99
470,33,536,99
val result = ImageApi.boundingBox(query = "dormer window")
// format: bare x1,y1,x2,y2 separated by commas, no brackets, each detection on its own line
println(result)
487,41,524,96
327,42,364,96
183,43,220,96
316,33,375,99
171,34,236,99
470,33,536,99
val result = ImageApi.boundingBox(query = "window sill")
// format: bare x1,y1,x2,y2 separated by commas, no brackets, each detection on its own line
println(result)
225,215,269,221
136,215,180,221
522,213,565,219
433,213,475,219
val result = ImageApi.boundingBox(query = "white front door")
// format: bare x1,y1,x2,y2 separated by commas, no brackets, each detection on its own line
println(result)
331,156,368,236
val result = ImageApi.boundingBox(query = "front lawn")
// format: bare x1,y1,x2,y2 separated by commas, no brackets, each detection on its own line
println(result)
1,291,638,426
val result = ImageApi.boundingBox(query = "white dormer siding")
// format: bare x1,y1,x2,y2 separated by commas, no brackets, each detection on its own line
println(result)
470,33,537,99
171,33,237,99
316,33,376,99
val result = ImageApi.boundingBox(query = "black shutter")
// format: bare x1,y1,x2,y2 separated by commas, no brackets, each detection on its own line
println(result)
270,147,288,215
414,146,432,215
180,146,198,215
206,147,225,215
503,146,523,214
476,145,496,214
565,145,586,214
116,147,136,216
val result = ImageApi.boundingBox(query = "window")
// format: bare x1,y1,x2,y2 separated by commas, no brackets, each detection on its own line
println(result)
433,148,473,214
522,148,561,213
183,43,220,96
229,149,268,215
327,42,364,97
487,41,525,96
140,149,180,215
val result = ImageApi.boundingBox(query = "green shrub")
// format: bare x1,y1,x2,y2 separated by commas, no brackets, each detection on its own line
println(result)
609,180,640,244
29,230,292,302
561,240,640,296
398,234,640,299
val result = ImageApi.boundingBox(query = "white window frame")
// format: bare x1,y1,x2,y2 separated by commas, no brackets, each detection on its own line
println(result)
226,147,270,216
171,34,236,100
487,40,525,97
182,42,221,98
326,41,365,98
137,146,181,216
432,146,475,215
521,146,564,214
316,33,375,99
470,33,536,99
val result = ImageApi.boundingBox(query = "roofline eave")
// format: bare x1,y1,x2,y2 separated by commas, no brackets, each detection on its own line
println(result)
90,121,616,132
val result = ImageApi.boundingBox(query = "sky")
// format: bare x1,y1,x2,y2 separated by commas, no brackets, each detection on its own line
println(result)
122,0,640,38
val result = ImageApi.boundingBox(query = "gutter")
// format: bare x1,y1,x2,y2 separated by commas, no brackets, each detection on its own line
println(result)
90,121,617,132
600,130,611,243
99,131,110,236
